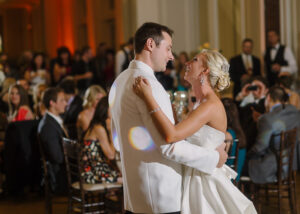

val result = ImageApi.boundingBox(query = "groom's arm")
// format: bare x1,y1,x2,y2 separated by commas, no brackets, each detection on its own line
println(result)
160,141,220,174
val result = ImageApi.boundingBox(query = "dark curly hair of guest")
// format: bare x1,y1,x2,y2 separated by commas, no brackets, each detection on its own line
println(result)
221,98,247,148
87,96,109,134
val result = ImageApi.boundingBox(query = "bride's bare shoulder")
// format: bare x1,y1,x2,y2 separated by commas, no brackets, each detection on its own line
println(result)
196,96,222,111
193,97,226,122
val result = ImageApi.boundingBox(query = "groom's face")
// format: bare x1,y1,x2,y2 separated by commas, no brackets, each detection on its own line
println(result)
151,32,174,72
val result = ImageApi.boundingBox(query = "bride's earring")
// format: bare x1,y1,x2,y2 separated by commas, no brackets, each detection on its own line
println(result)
200,76,204,85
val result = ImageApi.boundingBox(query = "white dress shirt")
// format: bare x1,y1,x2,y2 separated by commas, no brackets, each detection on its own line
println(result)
270,43,298,76
114,46,131,77
109,60,219,213
242,53,253,70
46,111,63,127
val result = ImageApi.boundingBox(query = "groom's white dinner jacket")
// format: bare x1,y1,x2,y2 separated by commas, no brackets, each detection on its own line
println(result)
109,60,219,213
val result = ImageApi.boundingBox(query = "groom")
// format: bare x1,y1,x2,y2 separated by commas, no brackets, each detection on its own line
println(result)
109,22,228,214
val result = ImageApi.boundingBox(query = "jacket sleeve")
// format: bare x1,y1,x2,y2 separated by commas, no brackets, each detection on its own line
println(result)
248,115,273,157
159,140,219,174
229,57,240,83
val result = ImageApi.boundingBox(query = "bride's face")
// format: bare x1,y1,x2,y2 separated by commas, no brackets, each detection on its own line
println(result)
184,54,207,83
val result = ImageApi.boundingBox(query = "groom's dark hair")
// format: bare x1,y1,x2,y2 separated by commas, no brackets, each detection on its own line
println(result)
134,22,174,54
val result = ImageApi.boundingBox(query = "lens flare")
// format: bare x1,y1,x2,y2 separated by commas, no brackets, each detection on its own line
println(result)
112,131,120,152
129,126,155,151
109,82,116,108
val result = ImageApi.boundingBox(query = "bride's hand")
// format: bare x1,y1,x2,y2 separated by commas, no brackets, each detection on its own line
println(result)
133,76,152,100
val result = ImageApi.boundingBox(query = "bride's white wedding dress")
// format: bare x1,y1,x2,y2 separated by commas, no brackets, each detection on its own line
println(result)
182,124,257,214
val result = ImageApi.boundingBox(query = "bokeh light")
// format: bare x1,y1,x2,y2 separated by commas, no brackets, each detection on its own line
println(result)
128,126,155,151
108,82,116,108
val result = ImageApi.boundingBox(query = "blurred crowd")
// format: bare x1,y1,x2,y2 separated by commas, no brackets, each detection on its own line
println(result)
0,29,299,198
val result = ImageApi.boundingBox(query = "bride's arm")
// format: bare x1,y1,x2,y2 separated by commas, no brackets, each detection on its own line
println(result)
133,77,212,143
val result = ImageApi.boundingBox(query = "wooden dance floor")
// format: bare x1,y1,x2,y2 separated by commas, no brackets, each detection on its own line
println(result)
1,172,300,214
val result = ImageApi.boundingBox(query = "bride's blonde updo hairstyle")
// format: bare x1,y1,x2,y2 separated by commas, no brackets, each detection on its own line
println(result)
201,49,230,92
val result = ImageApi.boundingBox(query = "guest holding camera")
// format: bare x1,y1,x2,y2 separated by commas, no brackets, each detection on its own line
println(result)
237,76,269,151
235,76,268,108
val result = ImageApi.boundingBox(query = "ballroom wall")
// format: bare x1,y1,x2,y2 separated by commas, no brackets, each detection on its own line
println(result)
122,0,265,59
0,0,122,59
122,0,299,77
0,0,299,78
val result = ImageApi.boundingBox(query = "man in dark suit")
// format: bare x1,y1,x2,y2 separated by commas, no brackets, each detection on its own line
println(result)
59,78,83,139
229,38,261,97
248,86,300,184
38,87,68,193
264,30,297,86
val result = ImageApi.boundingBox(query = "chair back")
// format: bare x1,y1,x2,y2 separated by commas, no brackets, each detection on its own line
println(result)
61,138,84,194
225,138,239,171
4,120,40,195
0,112,7,142
37,134,50,188
37,134,53,214
0,112,7,192
277,128,297,184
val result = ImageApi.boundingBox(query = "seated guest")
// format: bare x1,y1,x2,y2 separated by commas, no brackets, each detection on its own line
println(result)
51,46,73,85
222,98,247,181
82,97,122,184
38,87,68,193
7,84,33,122
278,75,300,109
59,78,83,139
77,85,106,138
16,78,30,92
237,76,269,150
24,52,50,90
16,78,34,109
0,77,16,114
248,86,300,184
32,83,47,119
235,76,268,108
17,50,33,74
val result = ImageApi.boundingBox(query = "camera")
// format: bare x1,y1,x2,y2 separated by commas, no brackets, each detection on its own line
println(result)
191,96,196,103
247,85,258,91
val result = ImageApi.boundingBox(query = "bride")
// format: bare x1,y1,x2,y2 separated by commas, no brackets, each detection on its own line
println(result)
133,49,256,214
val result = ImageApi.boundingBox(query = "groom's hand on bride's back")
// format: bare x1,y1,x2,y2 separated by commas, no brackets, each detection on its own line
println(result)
216,143,228,168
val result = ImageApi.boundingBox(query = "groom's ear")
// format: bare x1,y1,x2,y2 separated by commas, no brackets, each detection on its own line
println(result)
145,38,155,52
